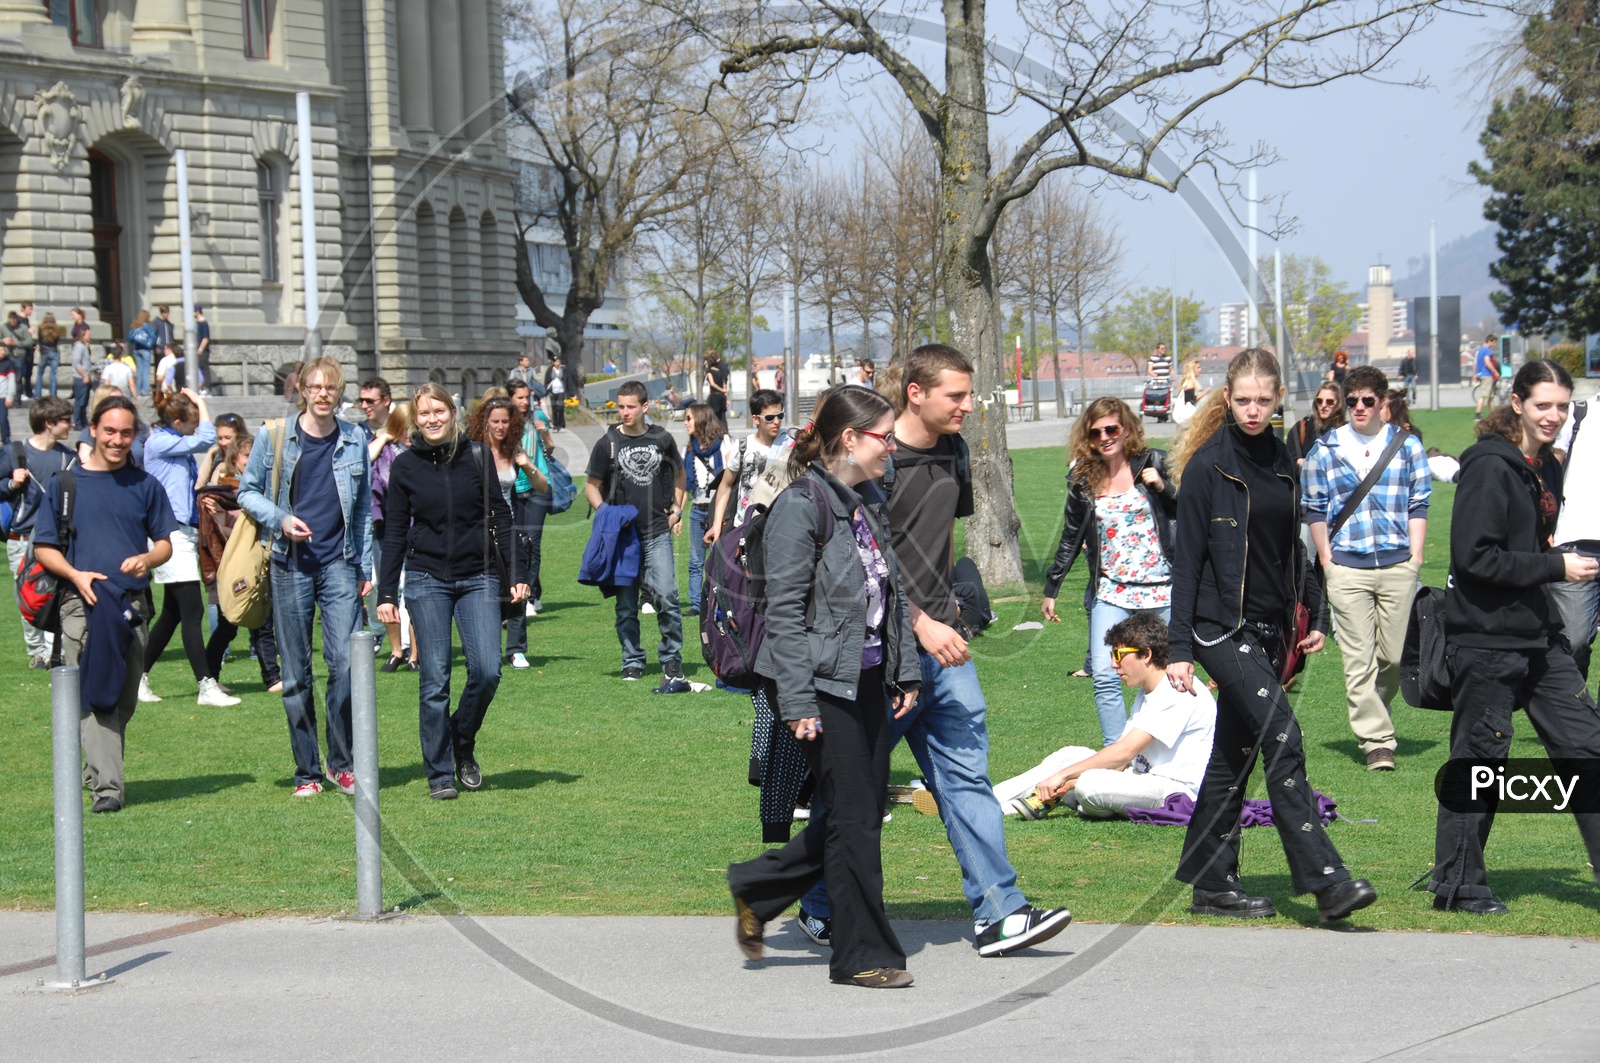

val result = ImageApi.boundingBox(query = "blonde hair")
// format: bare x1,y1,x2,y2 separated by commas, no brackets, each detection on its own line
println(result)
295,357,346,411
1067,398,1147,495
1170,347,1282,485
410,383,461,454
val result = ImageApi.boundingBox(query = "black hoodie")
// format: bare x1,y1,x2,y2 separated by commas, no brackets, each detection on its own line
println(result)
1445,433,1567,649
377,435,518,604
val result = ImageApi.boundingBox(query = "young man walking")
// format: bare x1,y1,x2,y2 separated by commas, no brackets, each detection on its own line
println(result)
192,306,212,394
1554,395,1600,688
584,380,687,685
1302,365,1431,770
707,387,788,539
545,356,569,429
0,396,76,667
890,343,1071,956
1473,335,1500,419
32,396,177,813
238,356,374,798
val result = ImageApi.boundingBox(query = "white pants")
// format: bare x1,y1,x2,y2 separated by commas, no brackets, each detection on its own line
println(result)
7,535,47,659
994,745,1179,819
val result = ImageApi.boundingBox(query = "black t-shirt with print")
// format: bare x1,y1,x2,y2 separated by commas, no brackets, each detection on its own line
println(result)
587,424,682,538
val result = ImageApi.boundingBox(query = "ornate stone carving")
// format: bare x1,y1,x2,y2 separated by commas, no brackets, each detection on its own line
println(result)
120,75,145,130
32,81,81,171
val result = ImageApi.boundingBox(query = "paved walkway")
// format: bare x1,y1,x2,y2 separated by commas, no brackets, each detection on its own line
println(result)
5,910,1599,1060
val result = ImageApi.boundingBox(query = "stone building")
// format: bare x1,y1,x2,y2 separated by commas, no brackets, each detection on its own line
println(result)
0,0,520,396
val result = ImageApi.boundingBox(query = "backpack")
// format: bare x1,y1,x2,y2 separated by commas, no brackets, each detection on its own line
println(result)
699,477,833,689
0,441,24,536
15,469,76,633
545,454,576,514
1400,584,1452,711
217,418,285,628
881,433,970,496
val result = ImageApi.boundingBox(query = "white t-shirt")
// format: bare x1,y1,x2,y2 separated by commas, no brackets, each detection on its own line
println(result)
722,432,794,526
102,360,136,392
1554,400,1597,545
1120,681,1218,800
1332,422,1394,481
1427,454,1459,483
156,353,177,388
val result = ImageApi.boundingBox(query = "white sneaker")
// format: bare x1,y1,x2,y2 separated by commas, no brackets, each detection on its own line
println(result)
137,674,162,703
525,600,538,618
641,602,656,615
197,677,241,707
510,652,530,670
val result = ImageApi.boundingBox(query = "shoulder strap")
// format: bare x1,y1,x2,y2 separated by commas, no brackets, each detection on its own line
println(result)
1568,400,1588,453
57,468,76,547
268,418,285,506
792,476,836,547
1328,428,1410,539
11,440,25,472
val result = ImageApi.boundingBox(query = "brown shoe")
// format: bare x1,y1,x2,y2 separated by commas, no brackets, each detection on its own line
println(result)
1365,748,1396,771
911,789,940,816
733,892,764,961
833,967,915,988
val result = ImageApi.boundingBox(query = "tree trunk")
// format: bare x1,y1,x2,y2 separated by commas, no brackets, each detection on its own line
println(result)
1028,299,1040,421
1050,301,1065,417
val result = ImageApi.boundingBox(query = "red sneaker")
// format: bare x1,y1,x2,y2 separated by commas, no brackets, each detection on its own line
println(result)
326,770,356,796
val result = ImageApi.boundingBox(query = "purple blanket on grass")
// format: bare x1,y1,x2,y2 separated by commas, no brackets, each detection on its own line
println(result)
1124,790,1340,827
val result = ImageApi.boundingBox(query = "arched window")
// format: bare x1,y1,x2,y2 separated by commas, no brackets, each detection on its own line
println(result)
416,201,441,331
449,207,474,325
257,161,281,282
461,368,477,401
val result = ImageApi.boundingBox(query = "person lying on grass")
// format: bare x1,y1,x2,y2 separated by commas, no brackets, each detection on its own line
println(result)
992,611,1216,819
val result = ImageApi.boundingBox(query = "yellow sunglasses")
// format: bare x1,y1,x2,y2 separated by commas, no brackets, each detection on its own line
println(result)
1110,646,1146,665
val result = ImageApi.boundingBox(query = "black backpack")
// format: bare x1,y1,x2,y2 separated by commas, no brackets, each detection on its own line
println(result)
1400,585,1451,711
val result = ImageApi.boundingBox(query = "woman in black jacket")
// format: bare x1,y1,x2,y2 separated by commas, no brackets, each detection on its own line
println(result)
1042,397,1177,744
1285,381,1345,468
1166,347,1376,925
1433,359,1600,915
376,384,527,800
726,385,922,989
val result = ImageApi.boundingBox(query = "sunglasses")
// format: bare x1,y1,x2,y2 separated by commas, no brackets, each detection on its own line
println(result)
1346,395,1378,409
757,414,783,423
1087,424,1122,441
1111,646,1145,665
1315,398,1338,408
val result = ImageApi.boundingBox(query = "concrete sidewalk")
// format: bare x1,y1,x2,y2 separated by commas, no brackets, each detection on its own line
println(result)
5,911,1598,1061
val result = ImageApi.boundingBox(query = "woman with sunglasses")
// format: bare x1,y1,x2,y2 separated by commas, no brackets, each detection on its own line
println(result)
1166,347,1376,925
1286,382,1346,468
1043,397,1178,745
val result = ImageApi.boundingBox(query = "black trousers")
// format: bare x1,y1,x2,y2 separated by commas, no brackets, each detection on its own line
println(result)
1433,641,1600,901
549,400,566,429
1177,624,1352,895
144,580,211,681
206,609,281,687
727,667,905,980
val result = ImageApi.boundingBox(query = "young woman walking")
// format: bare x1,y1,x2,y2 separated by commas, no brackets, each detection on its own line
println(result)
682,400,725,614
726,386,923,989
377,385,526,799
468,395,548,669
1042,397,1177,745
1166,347,1375,925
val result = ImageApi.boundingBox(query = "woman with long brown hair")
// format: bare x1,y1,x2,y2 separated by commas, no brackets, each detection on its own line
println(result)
371,401,418,671
1286,381,1346,468
35,313,61,398
682,400,726,613
1167,347,1375,925
1042,397,1177,744
467,394,548,669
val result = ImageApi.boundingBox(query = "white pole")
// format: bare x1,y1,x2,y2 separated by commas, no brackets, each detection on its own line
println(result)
1247,169,1258,348
1171,251,1178,362
1276,248,1290,422
296,92,322,359
175,150,195,384
1428,221,1439,412
782,285,795,424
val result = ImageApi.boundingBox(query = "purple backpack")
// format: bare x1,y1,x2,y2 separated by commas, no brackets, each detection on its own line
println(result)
699,477,833,688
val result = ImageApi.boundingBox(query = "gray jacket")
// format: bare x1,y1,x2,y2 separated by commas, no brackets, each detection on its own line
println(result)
756,465,920,722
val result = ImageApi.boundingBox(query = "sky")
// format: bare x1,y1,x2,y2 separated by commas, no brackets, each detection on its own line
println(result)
745,2,1522,342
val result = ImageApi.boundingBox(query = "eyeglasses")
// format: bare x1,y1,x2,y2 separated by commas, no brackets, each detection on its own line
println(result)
855,428,895,444
1087,424,1122,441
303,384,338,396
757,414,783,423
1111,646,1145,665
1346,395,1378,409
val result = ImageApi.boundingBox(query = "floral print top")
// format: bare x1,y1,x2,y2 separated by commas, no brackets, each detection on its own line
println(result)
851,506,889,668
1094,487,1172,610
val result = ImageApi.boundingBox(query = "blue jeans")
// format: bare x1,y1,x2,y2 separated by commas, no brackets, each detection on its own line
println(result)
35,347,59,398
272,559,362,787
687,503,712,612
1088,599,1171,745
615,531,683,670
132,347,152,398
1549,544,1600,683
407,570,503,786
71,378,90,427
504,492,551,658
891,652,1026,926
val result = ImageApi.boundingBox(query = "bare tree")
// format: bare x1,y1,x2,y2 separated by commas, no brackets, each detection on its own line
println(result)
644,166,739,396
804,170,854,382
863,109,942,362
718,161,783,405
1043,179,1124,414
672,0,1466,583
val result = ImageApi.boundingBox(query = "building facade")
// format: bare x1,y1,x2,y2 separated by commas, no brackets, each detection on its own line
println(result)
0,0,519,396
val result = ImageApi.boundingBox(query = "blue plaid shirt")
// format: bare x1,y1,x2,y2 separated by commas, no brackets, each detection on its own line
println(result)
1301,425,1430,568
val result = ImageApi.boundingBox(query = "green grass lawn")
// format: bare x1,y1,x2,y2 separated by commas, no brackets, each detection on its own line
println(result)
2,408,1596,935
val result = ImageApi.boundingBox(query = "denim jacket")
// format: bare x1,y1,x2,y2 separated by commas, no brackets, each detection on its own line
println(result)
237,415,374,579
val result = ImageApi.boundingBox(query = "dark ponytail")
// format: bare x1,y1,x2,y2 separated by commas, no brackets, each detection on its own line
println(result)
786,385,894,480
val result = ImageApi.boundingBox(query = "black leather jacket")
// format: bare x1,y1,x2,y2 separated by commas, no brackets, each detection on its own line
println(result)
1043,448,1177,600
1168,426,1329,665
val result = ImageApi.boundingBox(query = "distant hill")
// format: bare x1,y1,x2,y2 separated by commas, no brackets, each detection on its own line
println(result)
1392,226,1505,332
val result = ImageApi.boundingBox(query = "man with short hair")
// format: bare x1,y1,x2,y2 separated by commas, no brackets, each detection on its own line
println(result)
238,357,375,799
584,380,687,685
509,354,538,390
1148,342,1172,379
12,301,35,401
0,396,75,667
192,306,212,394
358,377,392,441
889,343,1071,957
1302,364,1430,770
70,326,93,428
152,306,174,366
1473,334,1500,418
708,388,788,540
1553,396,1599,689
32,396,177,813
545,356,569,430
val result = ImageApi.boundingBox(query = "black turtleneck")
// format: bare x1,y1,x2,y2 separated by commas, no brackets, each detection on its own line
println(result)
1231,424,1294,622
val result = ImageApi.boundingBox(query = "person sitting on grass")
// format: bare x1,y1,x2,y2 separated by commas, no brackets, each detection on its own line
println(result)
992,611,1216,820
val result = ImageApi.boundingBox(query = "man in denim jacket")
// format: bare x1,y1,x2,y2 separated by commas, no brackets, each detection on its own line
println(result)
238,356,374,798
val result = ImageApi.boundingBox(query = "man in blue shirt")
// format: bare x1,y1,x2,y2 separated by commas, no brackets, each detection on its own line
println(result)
238,357,374,799
192,307,212,395
33,396,177,813
1473,335,1500,420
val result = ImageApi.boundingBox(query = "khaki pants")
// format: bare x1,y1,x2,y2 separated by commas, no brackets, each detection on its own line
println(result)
1324,559,1419,753
59,592,149,805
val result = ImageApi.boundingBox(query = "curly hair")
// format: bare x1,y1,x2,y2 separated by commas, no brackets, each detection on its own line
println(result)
467,395,525,462
1067,397,1146,495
